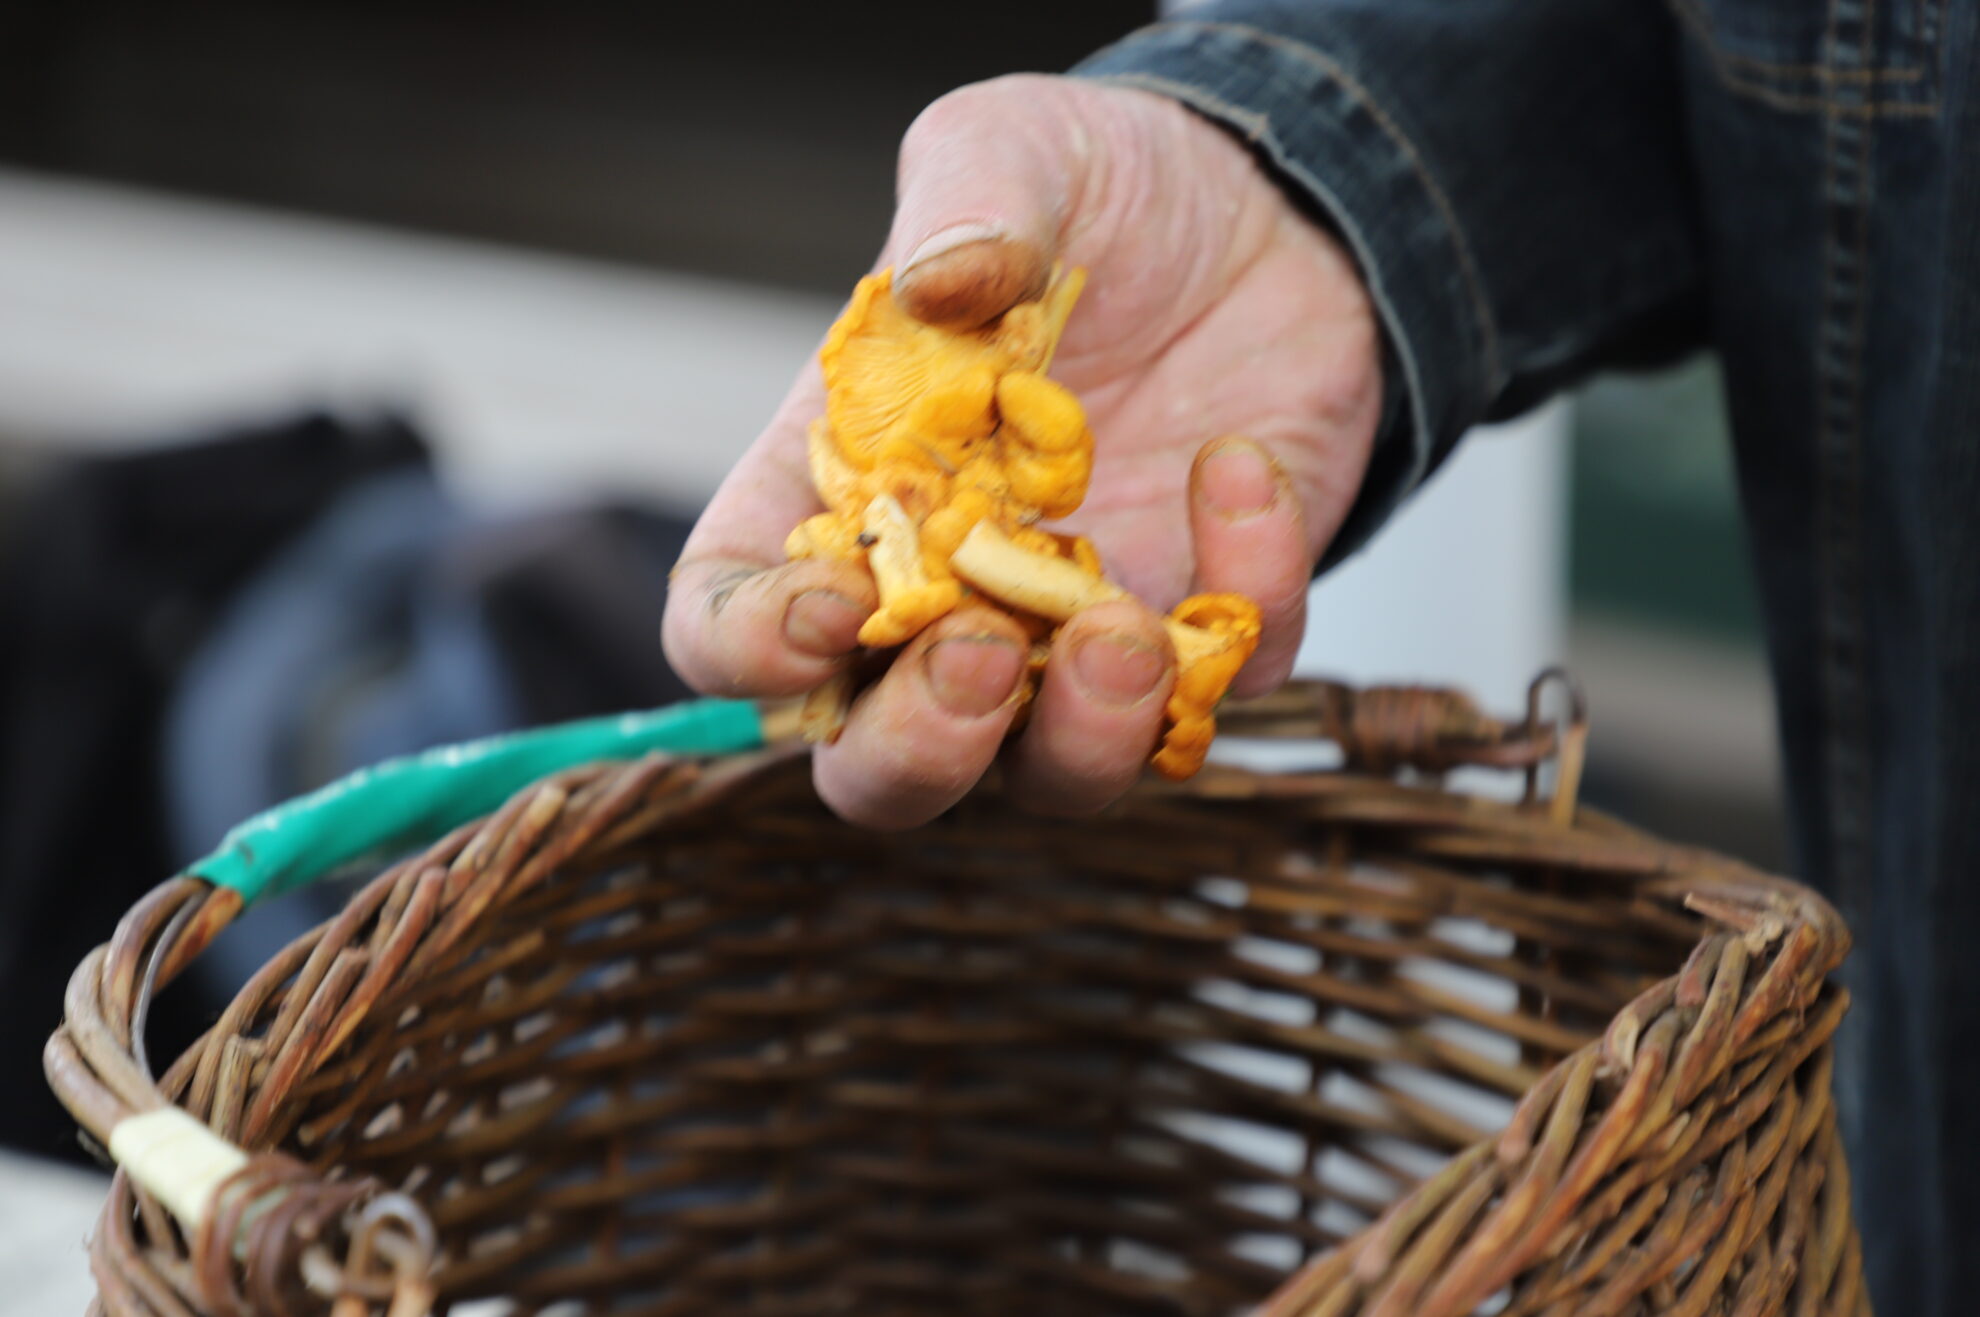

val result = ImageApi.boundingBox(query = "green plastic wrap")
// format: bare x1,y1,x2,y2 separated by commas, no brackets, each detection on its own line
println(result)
187,700,766,906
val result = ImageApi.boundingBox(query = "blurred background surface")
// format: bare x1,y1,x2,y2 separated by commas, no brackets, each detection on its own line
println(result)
0,0,1779,1302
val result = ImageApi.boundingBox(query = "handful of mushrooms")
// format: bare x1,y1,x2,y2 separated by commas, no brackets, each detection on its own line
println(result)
786,265,1262,780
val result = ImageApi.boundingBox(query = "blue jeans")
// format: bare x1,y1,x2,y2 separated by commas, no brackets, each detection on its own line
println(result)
1077,3,1980,1311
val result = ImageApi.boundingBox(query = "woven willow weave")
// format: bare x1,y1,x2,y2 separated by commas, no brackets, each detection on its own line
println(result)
48,680,1865,1316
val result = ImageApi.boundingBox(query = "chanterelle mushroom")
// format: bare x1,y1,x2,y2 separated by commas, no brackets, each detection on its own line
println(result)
949,523,1261,779
787,265,1093,648
786,265,1262,778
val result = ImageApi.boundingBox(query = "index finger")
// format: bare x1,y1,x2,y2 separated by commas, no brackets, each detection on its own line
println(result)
662,365,876,697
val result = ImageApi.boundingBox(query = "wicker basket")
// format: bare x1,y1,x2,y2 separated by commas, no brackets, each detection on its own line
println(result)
46,676,1867,1316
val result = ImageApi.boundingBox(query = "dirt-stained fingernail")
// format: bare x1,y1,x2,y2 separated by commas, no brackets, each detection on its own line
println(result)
1071,633,1169,707
783,589,868,658
923,634,1025,717
897,225,1045,329
902,222,1009,275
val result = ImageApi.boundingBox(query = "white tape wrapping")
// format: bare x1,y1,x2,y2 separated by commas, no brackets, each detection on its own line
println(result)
108,1107,251,1229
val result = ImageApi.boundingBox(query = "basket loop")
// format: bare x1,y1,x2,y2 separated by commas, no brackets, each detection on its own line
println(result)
98,1109,437,1313
1216,671,1584,782
1320,681,1508,775
1522,666,1590,823
107,1105,249,1234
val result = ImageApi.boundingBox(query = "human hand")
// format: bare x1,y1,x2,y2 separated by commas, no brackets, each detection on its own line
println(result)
663,75,1382,828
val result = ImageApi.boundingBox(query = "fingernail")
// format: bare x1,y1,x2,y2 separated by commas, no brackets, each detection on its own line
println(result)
701,565,758,616
783,589,868,658
923,634,1024,717
901,222,1009,276
1072,633,1169,707
1198,439,1280,520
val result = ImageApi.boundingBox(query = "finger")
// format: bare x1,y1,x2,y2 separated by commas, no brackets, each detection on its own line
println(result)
886,78,1074,329
678,362,830,570
813,605,1030,830
1188,436,1312,697
1004,600,1175,816
663,555,876,698
662,358,881,696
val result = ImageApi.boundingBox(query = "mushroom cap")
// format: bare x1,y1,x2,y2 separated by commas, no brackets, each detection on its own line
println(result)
1172,593,1265,639
820,270,1083,477
1153,594,1264,781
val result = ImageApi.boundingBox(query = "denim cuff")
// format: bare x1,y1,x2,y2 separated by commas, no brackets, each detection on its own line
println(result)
1072,21,1495,569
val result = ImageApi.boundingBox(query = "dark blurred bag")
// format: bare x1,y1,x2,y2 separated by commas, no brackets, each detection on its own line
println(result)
0,411,696,1161
160,464,698,1011
0,411,426,1158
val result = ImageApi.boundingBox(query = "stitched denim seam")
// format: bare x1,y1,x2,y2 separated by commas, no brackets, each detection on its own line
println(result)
1667,0,1928,79
1670,0,1944,114
1815,0,1877,920
1688,64,1940,116
1133,20,1502,397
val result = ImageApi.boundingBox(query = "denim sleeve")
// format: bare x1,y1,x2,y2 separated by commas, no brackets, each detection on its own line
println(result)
1071,1,1705,567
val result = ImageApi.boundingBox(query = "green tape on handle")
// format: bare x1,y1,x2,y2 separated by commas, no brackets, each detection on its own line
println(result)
188,700,767,905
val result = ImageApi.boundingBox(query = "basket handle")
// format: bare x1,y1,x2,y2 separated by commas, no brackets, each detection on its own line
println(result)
174,672,1585,910
184,697,787,908
1217,668,1588,788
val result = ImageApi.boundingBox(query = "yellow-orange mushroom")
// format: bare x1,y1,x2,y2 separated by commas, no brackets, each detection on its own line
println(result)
787,264,1262,775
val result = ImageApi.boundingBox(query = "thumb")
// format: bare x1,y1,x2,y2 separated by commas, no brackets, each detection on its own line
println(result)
885,77,1079,329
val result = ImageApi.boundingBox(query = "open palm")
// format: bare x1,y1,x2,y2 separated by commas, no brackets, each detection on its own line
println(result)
663,76,1382,828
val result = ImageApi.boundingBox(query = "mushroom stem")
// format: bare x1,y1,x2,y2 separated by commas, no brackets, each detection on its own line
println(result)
859,492,962,648
798,671,856,744
758,698,810,744
951,521,1242,658
950,520,1126,621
